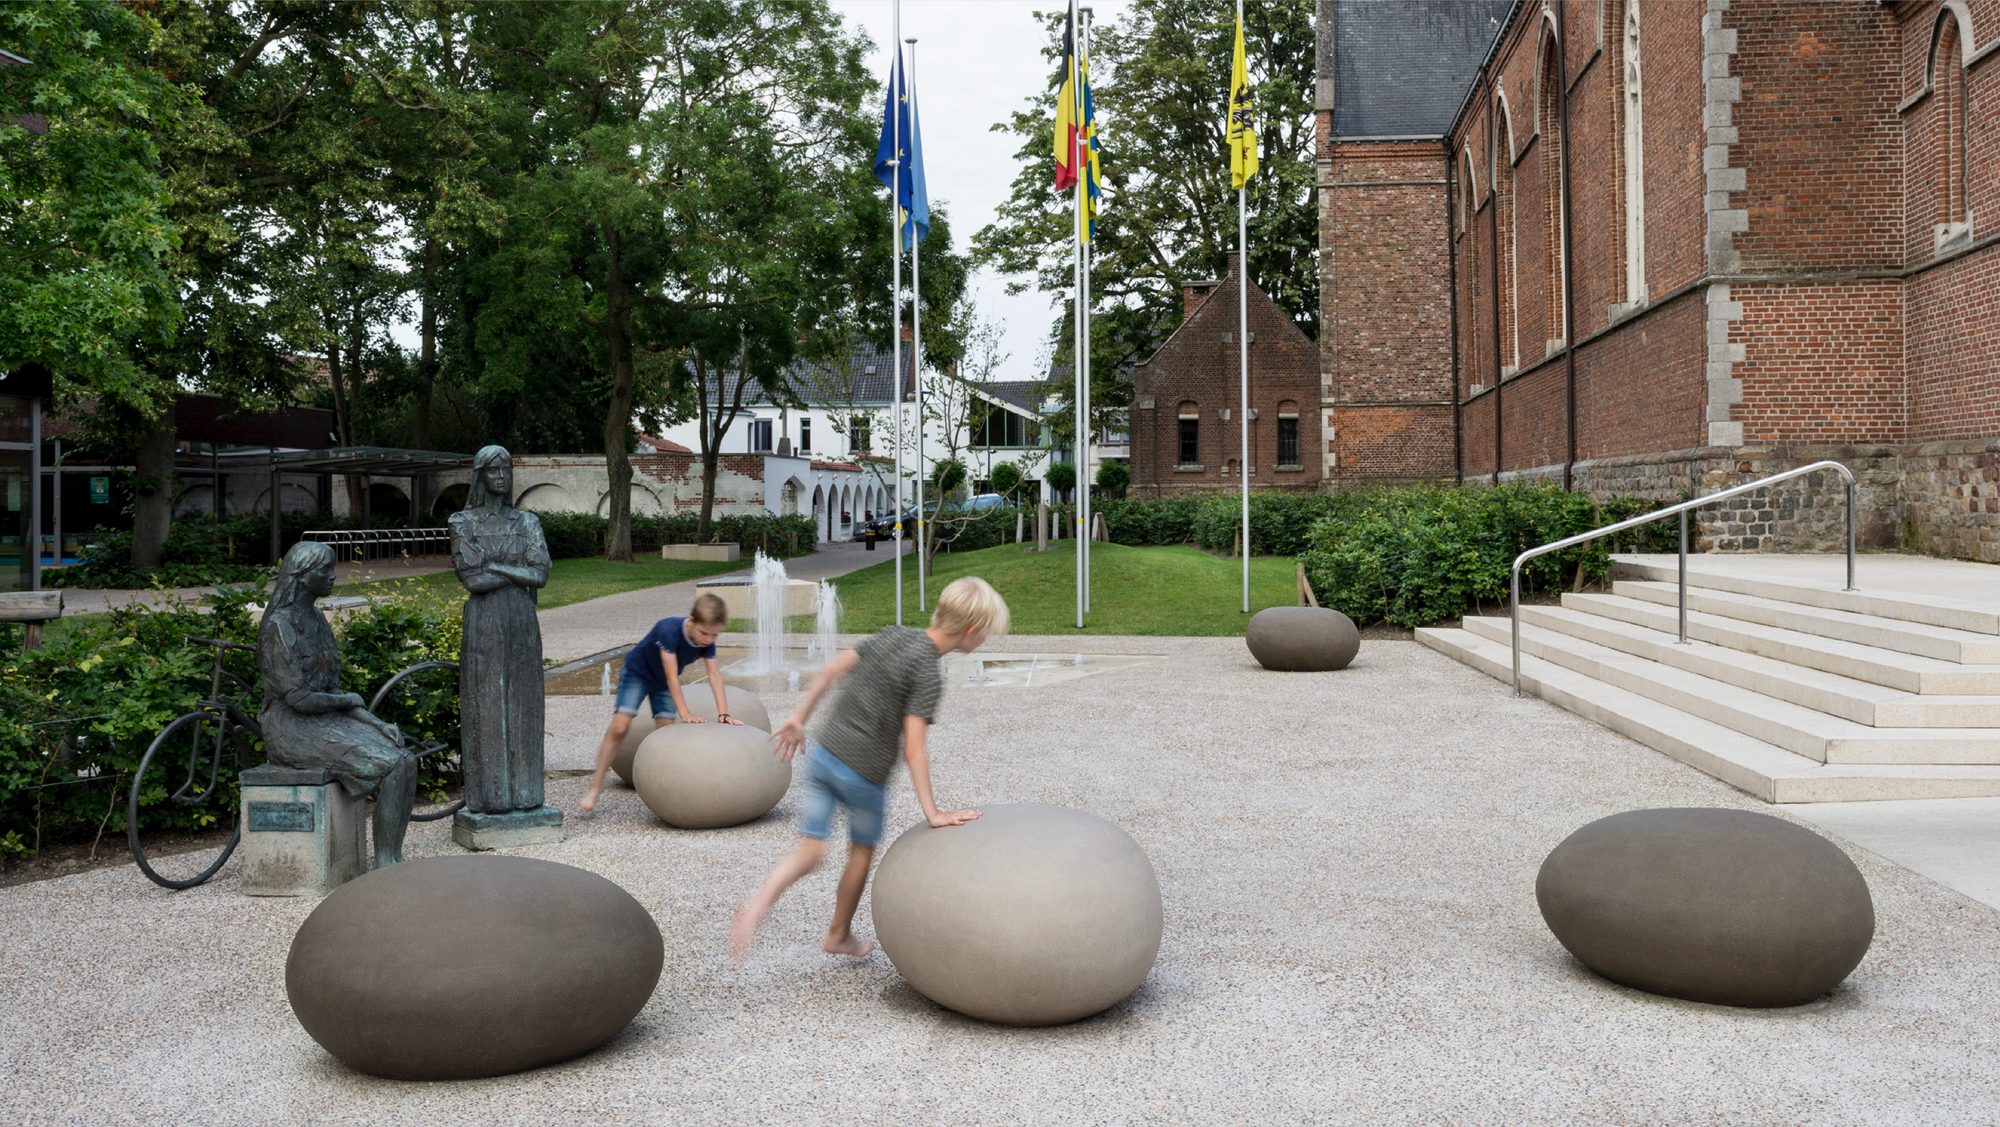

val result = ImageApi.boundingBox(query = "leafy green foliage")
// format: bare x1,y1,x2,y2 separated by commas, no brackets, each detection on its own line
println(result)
930,458,969,497
1094,460,1130,496
0,583,463,858
989,462,1024,502
1297,484,1679,628
533,512,819,562
1045,461,1077,499
0,0,182,409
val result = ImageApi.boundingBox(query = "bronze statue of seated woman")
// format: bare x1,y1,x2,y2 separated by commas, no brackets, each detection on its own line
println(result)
257,541,418,868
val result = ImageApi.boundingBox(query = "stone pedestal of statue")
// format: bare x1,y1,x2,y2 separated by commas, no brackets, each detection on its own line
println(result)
451,805,564,851
240,765,368,896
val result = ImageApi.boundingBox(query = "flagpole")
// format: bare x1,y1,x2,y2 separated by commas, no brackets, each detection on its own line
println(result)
1071,0,1085,632
909,35,926,614
1080,4,1093,615
890,1,904,627
1237,0,1250,615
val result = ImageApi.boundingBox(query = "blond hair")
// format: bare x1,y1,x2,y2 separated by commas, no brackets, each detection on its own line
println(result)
931,576,1009,638
690,592,729,628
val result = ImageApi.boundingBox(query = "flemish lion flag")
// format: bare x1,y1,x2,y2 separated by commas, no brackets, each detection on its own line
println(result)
1227,8,1258,189
1052,2,1080,190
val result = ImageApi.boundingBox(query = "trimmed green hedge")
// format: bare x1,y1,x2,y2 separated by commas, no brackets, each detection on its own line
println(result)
534,512,820,561
1298,483,1679,628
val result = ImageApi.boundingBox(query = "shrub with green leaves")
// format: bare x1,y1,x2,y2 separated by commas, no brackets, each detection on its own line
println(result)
534,511,819,560
1296,482,1678,627
0,582,465,859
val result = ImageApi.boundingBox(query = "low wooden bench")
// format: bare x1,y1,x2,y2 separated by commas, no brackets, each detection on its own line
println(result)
0,591,63,649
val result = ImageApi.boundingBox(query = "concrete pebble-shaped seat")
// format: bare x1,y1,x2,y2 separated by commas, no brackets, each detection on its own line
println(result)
613,684,770,785
1245,606,1360,672
872,804,1162,1026
1536,808,1874,1008
286,856,663,1080
632,722,790,829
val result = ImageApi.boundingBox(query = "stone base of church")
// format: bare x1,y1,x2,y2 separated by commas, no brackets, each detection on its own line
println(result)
453,805,565,851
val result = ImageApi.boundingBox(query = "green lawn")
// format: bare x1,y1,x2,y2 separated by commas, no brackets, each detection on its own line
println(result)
817,540,1300,636
337,555,747,612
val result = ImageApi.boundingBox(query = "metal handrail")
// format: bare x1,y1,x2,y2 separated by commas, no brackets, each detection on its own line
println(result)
1510,459,1857,694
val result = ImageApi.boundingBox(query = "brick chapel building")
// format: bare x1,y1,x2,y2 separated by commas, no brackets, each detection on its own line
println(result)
1320,0,2000,559
1128,256,1323,495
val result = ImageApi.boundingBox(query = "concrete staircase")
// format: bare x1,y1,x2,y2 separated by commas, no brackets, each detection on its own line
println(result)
1416,555,2000,803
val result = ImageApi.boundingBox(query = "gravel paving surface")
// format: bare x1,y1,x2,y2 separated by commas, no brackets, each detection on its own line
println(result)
5,637,1998,1126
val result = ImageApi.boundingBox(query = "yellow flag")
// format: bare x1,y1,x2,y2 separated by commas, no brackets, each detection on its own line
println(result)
1227,9,1257,189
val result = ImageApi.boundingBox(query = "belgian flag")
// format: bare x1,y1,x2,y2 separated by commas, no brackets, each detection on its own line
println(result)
1052,3,1079,191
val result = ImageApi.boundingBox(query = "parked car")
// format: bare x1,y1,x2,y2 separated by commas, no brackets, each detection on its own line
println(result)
858,494,1005,539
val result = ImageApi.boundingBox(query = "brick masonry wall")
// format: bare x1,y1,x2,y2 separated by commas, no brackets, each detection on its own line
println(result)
1729,1,1904,271
1908,243,2000,441
1130,260,1321,496
1319,139,1457,480
1733,282,1907,444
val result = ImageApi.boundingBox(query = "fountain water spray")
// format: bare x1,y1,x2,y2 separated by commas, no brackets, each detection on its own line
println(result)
809,579,842,668
745,550,791,675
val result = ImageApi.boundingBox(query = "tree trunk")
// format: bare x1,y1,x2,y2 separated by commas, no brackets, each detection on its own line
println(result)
692,348,718,543
326,337,364,516
130,398,177,570
598,224,635,563
413,239,439,451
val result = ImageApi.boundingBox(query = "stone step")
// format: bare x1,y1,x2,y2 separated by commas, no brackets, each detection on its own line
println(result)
1416,625,2000,803
1565,592,2000,695
1461,616,2000,765
1614,580,2000,664
1614,556,2000,635
1520,603,2000,728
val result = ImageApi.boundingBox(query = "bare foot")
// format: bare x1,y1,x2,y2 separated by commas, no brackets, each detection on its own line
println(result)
822,934,875,958
578,786,601,814
729,901,766,964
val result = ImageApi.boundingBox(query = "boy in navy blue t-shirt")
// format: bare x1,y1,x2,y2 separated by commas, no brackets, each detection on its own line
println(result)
580,592,741,812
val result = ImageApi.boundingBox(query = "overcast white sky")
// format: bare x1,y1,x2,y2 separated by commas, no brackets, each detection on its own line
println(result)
828,0,1134,383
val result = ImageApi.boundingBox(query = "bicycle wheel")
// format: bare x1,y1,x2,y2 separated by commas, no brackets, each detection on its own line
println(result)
128,710,253,889
371,661,466,822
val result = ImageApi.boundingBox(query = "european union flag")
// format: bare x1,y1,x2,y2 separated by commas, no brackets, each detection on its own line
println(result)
874,48,929,246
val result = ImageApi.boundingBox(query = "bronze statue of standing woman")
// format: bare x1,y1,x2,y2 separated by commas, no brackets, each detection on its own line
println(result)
449,445,564,849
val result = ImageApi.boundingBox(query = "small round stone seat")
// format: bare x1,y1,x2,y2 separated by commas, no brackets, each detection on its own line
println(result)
286,856,663,1079
632,722,791,829
613,684,770,785
871,804,1162,1026
1536,808,1874,1007
1245,606,1360,672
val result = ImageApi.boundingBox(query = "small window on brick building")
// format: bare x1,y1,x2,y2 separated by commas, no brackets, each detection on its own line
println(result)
1177,403,1200,466
1277,419,1299,467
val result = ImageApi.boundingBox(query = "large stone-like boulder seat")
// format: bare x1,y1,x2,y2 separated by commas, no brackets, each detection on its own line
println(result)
613,684,770,786
1245,606,1360,672
286,856,664,1079
1536,808,1874,1008
632,722,791,829
871,803,1163,1026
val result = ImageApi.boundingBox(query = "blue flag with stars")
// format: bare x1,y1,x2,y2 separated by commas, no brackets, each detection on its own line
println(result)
874,48,929,245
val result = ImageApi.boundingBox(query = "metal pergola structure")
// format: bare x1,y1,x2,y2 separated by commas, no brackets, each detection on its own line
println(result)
220,446,475,564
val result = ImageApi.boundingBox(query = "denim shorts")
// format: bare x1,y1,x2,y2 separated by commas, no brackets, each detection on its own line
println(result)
795,742,888,848
613,659,677,719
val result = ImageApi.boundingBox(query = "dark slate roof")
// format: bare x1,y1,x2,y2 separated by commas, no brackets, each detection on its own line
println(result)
723,340,914,408
1327,0,1513,138
980,380,1047,418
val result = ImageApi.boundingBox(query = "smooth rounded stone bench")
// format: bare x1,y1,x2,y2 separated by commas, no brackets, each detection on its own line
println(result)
286,856,663,1079
1536,808,1874,1008
632,722,790,829
613,684,770,785
1245,606,1360,672
872,804,1162,1026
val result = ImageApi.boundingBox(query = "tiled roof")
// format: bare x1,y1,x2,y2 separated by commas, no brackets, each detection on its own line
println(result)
1327,0,1512,138
722,339,914,409
636,432,693,454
